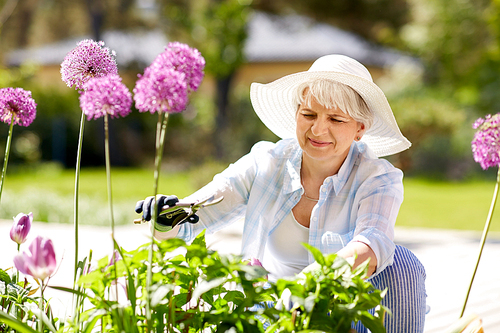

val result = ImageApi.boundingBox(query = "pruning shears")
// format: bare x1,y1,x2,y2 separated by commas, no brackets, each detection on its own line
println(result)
133,195,224,227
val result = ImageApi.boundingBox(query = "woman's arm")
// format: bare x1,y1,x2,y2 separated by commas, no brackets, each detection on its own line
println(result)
337,241,377,277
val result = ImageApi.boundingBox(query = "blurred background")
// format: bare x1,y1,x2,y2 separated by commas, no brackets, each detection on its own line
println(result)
1,0,500,230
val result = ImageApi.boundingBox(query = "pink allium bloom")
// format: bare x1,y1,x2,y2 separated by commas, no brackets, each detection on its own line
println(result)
472,114,500,170
0,88,37,127
151,42,206,92
133,67,188,114
14,235,57,281
61,39,118,91
79,75,132,120
10,212,33,245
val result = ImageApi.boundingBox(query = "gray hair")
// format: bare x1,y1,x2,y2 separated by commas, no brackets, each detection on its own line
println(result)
294,79,373,130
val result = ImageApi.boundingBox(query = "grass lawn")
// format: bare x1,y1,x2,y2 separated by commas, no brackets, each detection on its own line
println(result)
1,165,499,232
399,178,500,232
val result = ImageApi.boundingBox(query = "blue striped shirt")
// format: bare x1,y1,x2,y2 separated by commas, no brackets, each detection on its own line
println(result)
177,138,404,275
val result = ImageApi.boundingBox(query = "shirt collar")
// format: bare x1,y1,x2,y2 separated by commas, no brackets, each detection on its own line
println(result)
329,142,360,194
282,140,362,195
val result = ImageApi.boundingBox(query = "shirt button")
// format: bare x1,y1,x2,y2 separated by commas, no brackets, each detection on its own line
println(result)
321,188,327,192
313,217,318,222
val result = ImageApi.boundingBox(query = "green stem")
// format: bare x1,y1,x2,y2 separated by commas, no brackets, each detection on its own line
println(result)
0,114,15,204
104,114,115,235
145,111,169,331
73,112,86,282
16,243,19,283
460,166,500,317
39,281,44,333
104,114,119,303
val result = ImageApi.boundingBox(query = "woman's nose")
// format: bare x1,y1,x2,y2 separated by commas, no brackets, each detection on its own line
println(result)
311,118,328,136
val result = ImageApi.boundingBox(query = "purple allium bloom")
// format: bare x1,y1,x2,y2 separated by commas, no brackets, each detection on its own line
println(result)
14,235,57,281
79,75,132,120
472,114,500,170
0,88,37,127
10,212,33,245
151,42,206,93
133,67,188,114
61,39,118,91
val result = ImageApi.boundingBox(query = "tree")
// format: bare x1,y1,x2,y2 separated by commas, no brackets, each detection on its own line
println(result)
160,0,252,159
253,0,410,46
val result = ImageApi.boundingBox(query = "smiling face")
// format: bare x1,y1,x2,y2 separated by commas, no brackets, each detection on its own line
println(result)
296,95,366,169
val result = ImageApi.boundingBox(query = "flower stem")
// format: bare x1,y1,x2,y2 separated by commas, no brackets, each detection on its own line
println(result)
145,111,169,330
39,280,44,333
73,111,86,282
16,243,20,283
104,114,119,301
0,114,15,204
460,166,500,317
104,114,115,235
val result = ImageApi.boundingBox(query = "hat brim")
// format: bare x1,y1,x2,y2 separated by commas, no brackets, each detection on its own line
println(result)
250,70,411,157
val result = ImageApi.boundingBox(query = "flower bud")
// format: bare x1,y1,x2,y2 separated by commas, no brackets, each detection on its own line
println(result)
9,212,32,245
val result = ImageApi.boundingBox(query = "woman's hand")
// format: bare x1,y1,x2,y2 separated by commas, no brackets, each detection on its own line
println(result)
135,195,199,232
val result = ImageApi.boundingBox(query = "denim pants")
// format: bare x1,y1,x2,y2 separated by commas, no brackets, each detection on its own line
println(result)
352,245,427,333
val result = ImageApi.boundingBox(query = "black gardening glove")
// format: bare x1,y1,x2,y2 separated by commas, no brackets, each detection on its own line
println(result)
135,195,199,232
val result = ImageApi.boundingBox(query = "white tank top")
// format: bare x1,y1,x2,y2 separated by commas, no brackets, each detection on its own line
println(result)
262,212,310,282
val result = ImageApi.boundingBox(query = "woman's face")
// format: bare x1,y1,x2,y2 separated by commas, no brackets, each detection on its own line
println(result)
296,95,366,166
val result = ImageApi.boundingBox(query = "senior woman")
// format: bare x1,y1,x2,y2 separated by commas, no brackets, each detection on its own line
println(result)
136,54,427,332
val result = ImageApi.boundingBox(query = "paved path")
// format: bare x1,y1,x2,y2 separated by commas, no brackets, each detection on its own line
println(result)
1,220,499,332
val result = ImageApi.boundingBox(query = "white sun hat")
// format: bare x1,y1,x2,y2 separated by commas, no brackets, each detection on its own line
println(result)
250,54,411,157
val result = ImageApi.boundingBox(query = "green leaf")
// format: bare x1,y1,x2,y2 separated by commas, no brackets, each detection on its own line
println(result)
0,309,39,333
0,269,12,284
302,243,325,265
192,229,207,247
223,290,245,305
150,284,174,307
191,277,227,302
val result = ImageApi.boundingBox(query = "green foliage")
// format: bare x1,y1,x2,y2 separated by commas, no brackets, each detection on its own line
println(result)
0,267,54,333
1,232,387,332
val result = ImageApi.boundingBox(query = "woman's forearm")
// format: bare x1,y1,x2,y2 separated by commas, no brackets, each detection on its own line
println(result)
337,241,377,276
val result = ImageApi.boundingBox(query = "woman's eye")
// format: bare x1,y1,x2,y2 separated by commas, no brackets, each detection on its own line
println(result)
302,113,314,118
330,118,343,123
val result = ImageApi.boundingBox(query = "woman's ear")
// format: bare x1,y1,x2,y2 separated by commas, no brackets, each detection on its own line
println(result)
356,122,366,141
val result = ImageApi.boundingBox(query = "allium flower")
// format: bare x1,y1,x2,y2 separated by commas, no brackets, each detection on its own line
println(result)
150,42,206,92
133,67,188,114
10,212,33,245
0,88,37,127
79,75,132,120
14,235,57,281
61,39,118,90
472,114,500,170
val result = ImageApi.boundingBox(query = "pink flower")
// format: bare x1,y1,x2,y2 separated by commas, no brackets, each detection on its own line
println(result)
247,257,264,267
246,257,268,280
133,67,188,114
79,75,132,120
9,212,32,245
0,88,37,127
14,236,57,281
472,114,500,170
151,42,205,92
61,39,118,91
133,42,205,114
